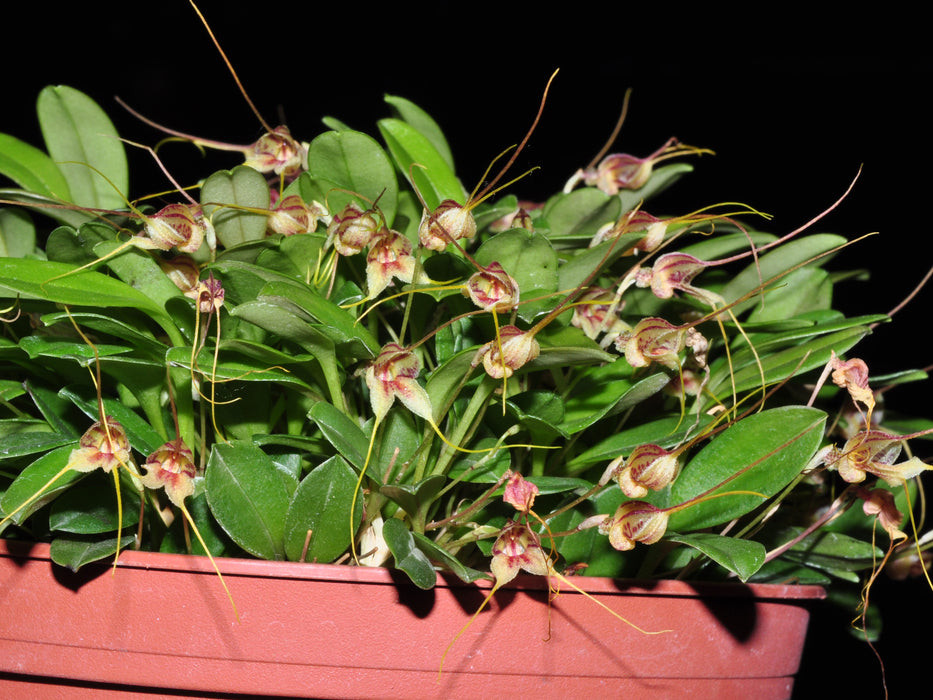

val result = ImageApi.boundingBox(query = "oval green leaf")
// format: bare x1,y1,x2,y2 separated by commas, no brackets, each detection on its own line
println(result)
284,455,362,563
37,86,128,210
205,441,291,560
669,406,826,531
201,165,271,248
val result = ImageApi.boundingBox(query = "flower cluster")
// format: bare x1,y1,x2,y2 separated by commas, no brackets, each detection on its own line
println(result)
1,72,930,651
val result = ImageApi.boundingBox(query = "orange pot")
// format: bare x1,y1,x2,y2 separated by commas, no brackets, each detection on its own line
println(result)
1,540,823,699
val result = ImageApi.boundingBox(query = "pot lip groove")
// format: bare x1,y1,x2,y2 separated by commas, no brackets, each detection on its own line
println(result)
0,539,827,601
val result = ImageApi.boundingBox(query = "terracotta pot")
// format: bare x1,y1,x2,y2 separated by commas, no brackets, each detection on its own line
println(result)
1,540,823,699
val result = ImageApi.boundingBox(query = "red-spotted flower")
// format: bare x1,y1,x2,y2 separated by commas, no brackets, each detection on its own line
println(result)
365,230,416,298
826,430,931,487
418,199,477,251
326,202,381,256
242,125,307,177
268,194,327,236
140,438,197,507
577,138,712,195
608,444,681,499
474,325,541,379
363,343,434,423
570,286,628,348
462,261,520,313
599,500,670,551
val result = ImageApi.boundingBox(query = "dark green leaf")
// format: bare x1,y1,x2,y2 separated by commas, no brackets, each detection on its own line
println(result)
0,445,79,528
284,455,362,562
49,533,135,571
308,402,370,471
664,532,766,582
382,516,437,589
669,407,826,531
205,441,291,560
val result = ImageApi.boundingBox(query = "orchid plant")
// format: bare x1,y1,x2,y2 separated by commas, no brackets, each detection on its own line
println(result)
1,3,931,670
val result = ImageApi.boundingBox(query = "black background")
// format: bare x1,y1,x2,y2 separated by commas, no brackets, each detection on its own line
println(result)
4,3,930,696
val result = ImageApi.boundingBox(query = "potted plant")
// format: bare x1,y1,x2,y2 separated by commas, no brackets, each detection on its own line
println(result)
1,4,930,697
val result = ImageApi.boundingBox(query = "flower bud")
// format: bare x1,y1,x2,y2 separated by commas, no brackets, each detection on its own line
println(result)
830,352,875,414
418,200,477,251
268,194,326,236
585,153,654,194
159,254,202,297
581,138,710,195
196,273,225,314
243,126,307,177
616,317,686,371
327,202,380,256
475,325,540,379
599,501,669,551
143,203,210,253
615,444,680,498
570,287,628,347
463,261,520,312
590,210,666,253
489,206,535,233
857,487,906,541
503,471,539,513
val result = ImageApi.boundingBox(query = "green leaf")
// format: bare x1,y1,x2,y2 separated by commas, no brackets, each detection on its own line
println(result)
205,441,291,560
41,310,169,361
0,431,75,460
0,132,72,201
23,381,80,438
410,531,489,583
664,532,766,582
556,235,640,293
506,391,568,441
708,325,873,401
284,455,362,563
382,516,437,589
160,488,232,556
745,267,832,322
542,188,621,241
384,94,454,171
256,278,380,355
0,257,171,330
377,117,464,211
306,130,398,226
48,471,140,534
37,86,128,210
721,233,847,312
201,165,271,248
531,325,616,371
0,206,36,257
380,475,446,518
0,445,79,528
566,414,716,472
669,406,826,531
49,534,134,571
308,402,369,470
560,363,667,435
617,163,695,211
783,527,883,575
0,188,93,228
